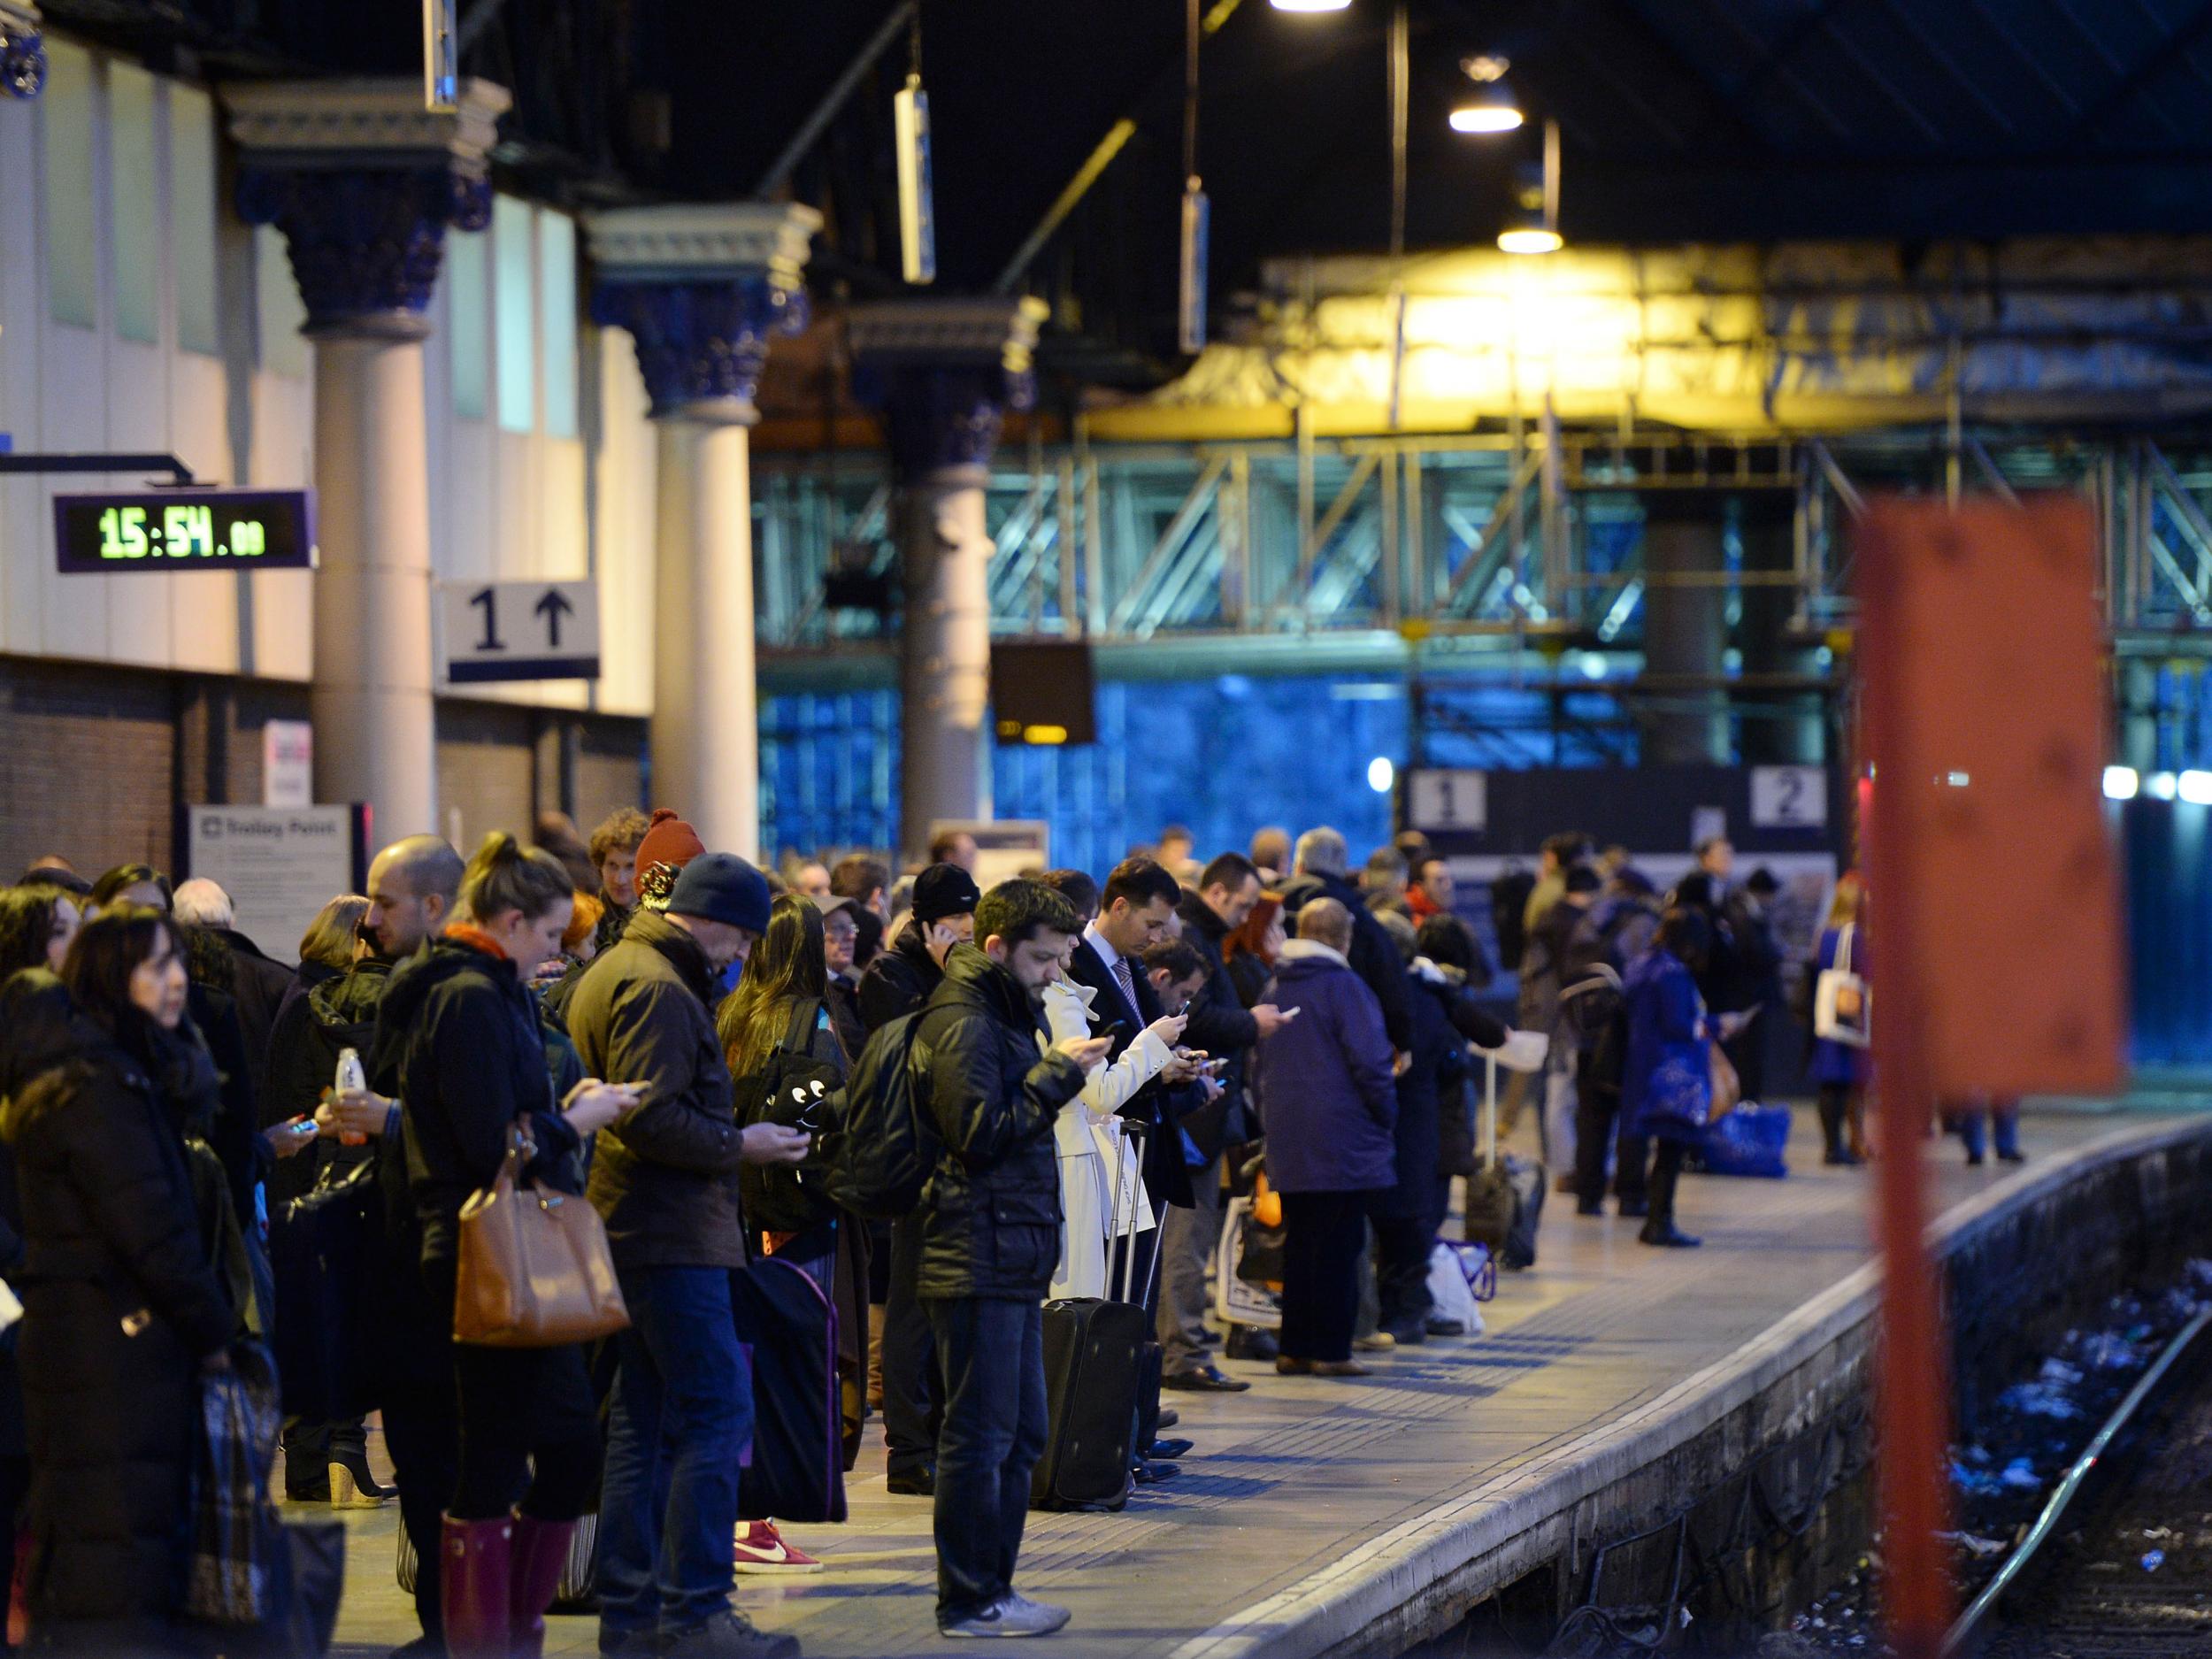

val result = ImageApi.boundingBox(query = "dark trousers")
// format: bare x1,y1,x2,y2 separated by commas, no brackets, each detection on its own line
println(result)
1574,1078,1648,1207
279,1417,368,1495
882,1215,942,1479
923,1296,1048,1624
1280,1189,1424,1363
598,1265,749,1638
382,1378,457,1643
1647,1139,1687,1230
420,1255,600,1523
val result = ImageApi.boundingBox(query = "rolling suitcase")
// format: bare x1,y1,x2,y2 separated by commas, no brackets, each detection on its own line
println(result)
1032,1121,1152,1512
1464,1052,1545,1270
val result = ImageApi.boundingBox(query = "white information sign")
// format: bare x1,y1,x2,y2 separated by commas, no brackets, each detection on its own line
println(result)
181,805,360,964
930,820,1049,891
262,720,313,809
1750,765,1828,830
1407,770,1488,833
442,580,601,684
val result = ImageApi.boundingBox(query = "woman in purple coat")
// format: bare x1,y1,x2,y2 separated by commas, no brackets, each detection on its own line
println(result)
1810,874,1870,1166
1621,908,1718,1249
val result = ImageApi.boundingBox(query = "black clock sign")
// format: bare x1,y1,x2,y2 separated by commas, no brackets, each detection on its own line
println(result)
52,489,315,574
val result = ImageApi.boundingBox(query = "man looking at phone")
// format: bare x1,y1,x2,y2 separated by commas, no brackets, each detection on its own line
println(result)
914,879,1110,1638
568,853,810,1659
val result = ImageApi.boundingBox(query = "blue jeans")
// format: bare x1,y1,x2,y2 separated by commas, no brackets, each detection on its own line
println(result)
924,1296,1048,1624
597,1265,751,1638
1959,1102,2021,1160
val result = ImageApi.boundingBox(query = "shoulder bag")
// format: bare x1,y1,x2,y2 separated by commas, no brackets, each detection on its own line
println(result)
1813,924,1872,1049
455,1125,629,1348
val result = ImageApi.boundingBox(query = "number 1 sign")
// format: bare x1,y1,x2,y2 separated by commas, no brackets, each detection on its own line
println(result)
440,580,601,683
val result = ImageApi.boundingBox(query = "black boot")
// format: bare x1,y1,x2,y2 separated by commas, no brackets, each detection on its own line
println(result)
1638,1150,1701,1248
1819,1092,1861,1166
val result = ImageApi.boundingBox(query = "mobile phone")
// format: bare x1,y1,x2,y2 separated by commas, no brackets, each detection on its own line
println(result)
285,1118,319,1140
1102,1019,1129,1042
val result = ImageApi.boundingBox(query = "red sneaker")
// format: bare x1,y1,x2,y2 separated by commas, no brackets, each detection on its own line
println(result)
733,1520,826,1575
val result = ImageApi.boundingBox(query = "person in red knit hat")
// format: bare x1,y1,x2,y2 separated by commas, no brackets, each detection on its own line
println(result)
633,809,706,911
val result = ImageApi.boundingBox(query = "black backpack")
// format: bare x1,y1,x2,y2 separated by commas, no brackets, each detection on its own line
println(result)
1558,901,1658,1082
1490,869,1537,972
827,1012,937,1219
733,1000,845,1235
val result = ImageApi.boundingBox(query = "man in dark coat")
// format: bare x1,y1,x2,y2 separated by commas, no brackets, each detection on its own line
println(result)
565,854,807,1659
1276,826,1415,1055
173,877,295,1084
1248,900,1429,1375
855,861,981,1495
913,881,1106,1639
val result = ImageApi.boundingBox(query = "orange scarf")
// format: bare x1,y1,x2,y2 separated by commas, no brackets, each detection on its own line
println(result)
443,923,510,962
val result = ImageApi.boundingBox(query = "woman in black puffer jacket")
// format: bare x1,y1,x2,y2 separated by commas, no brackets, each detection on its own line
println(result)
373,833,634,1659
2,910,240,1656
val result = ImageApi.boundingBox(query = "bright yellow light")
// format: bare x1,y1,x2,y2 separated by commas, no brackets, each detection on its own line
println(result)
1022,724,1070,745
1497,227,1563,255
1450,104,1524,134
1271,0,1351,11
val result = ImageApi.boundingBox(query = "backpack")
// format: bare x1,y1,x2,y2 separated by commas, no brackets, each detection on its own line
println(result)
827,1012,937,1219
733,1000,845,1235
1490,870,1537,972
1558,900,1657,1076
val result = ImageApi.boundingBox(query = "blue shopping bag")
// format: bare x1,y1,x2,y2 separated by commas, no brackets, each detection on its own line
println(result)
1695,1105,1793,1179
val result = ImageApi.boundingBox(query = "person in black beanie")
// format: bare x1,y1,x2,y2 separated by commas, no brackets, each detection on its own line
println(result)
856,864,981,1036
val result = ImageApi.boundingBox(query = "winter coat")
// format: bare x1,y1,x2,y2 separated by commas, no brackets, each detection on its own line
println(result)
1041,978,1156,1299
1517,894,1591,1034
261,956,390,1208
856,924,944,1035
1394,966,1465,1229
913,945,1087,1301
1176,890,1261,1152
566,910,747,1271
1062,933,1194,1211
1622,948,1712,1145
377,935,581,1268
1811,926,1871,1088
186,979,261,1235
825,975,867,1067
213,926,296,1093
1277,872,1416,1052
1225,948,1272,1012
5,1015,237,1630
1248,941,1399,1194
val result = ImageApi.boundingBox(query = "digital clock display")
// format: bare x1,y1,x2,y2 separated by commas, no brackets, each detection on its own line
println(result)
52,489,315,574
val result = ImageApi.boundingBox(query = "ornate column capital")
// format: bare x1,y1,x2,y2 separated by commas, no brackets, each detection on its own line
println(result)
586,202,821,422
224,78,511,340
1,1,43,100
849,296,1048,483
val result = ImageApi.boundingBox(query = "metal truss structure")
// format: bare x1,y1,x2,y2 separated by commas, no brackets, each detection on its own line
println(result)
752,426,2212,661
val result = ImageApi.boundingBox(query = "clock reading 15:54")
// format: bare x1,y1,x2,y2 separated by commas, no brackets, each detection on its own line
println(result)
52,488,313,574
97,504,268,559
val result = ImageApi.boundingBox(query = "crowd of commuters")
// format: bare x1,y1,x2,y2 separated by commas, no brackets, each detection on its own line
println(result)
0,804,1927,1656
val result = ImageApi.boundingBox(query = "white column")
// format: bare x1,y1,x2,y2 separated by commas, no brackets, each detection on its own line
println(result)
849,296,1048,860
227,78,510,839
311,334,438,836
652,416,760,857
588,203,820,862
900,468,995,833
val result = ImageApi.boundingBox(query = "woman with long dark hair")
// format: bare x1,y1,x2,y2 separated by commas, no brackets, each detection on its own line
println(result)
0,885,81,979
2,907,240,1655
376,833,636,1659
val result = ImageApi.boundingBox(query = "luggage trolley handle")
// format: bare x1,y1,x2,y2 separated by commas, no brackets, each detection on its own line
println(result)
1483,1052,1499,1169
1106,1119,1156,1307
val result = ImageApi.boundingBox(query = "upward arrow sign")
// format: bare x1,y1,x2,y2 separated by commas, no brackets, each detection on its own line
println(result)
534,588,575,649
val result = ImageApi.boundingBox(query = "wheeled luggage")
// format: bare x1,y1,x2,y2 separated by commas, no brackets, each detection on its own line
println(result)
1463,1052,1545,1270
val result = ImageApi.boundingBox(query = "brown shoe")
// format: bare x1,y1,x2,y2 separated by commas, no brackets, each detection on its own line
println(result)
1311,1360,1371,1378
1276,1356,1317,1375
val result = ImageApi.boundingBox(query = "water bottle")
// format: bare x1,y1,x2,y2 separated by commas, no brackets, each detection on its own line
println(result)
335,1047,367,1146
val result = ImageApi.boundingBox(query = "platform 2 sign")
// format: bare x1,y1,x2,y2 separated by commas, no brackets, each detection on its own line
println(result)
441,580,601,683
53,489,315,572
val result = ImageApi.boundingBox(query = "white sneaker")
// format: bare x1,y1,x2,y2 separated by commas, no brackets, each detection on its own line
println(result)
940,1593,1071,1639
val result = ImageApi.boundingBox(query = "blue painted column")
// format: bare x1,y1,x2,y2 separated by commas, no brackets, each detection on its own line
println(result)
226,79,510,840
588,204,819,859
851,298,1048,857
0,2,44,99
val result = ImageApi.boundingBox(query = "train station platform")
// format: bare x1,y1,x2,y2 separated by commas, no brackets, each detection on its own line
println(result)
320,1102,2206,1659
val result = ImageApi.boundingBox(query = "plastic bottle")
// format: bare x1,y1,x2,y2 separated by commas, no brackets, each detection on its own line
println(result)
335,1047,367,1146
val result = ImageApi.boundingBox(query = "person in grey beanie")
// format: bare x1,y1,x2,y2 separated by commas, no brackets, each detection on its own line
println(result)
568,851,811,1659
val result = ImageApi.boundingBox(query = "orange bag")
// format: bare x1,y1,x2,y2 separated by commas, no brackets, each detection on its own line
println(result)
455,1126,629,1348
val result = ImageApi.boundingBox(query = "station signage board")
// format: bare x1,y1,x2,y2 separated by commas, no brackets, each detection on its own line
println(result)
53,488,315,572
178,803,368,961
441,580,602,683
1407,769,1488,833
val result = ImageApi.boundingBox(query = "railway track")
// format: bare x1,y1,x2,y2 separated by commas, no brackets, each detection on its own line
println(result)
1952,1306,2212,1659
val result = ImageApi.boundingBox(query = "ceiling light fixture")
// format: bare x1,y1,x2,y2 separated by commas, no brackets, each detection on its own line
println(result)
1450,54,1522,134
1498,119,1563,254
1271,0,1352,11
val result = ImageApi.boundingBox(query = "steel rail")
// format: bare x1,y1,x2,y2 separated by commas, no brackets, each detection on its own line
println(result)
1939,1302,2212,1657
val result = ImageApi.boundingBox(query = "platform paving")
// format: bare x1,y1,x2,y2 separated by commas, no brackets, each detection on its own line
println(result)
316,1104,2185,1659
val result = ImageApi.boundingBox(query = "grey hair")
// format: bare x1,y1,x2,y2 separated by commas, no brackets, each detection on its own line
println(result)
1294,826,1348,879
170,878,234,929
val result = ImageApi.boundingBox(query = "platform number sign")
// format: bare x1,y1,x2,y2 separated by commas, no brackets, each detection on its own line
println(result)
1750,766,1827,830
441,580,601,684
1408,769,1488,833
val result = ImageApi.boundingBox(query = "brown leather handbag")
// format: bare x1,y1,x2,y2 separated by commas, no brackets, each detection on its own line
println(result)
454,1125,629,1348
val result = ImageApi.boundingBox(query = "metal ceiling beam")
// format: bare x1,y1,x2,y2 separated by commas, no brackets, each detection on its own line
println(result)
1862,0,2016,136
1714,0,1861,142
2060,0,2212,146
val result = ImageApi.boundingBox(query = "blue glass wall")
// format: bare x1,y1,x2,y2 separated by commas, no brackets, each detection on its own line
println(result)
760,673,1403,875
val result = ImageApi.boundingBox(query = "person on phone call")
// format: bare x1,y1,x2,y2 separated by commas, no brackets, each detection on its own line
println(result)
914,879,1108,1638
565,850,806,1659
856,862,981,1500
375,834,639,1659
